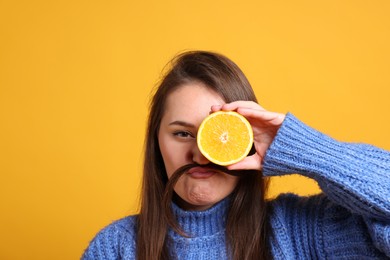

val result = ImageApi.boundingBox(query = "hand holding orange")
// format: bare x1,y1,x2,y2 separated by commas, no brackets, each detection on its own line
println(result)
205,101,286,170
197,111,253,166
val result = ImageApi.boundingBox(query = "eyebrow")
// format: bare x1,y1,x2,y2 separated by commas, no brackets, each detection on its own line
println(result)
168,121,196,128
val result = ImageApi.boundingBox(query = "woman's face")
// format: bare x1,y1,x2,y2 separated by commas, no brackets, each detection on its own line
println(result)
158,82,239,211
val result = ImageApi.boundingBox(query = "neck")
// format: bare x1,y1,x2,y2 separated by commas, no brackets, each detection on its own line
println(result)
169,196,230,238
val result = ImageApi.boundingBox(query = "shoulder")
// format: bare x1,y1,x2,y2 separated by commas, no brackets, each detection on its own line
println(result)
94,215,137,242
268,191,387,226
267,193,329,242
81,215,138,260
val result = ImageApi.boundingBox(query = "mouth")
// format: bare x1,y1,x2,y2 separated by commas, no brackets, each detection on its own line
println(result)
187,167,218,179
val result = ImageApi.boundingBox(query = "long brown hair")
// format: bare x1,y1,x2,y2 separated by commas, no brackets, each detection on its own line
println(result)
136,51,270,259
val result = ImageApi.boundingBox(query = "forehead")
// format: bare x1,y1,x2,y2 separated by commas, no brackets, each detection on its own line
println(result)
163,83,225,122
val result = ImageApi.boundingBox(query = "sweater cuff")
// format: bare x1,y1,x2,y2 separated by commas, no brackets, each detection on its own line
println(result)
262,112,340,177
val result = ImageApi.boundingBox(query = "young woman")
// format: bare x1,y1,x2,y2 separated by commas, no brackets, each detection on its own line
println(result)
82,51,390,259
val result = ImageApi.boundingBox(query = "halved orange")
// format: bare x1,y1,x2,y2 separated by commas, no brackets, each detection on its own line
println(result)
197,111,253,166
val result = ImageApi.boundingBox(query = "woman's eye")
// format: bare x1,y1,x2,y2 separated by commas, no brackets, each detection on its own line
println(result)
173,131,194,138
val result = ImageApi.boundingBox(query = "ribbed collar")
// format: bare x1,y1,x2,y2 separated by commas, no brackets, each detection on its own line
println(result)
169,197,230,238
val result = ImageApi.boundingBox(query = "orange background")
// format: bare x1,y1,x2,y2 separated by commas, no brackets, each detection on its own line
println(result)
1,1,389,259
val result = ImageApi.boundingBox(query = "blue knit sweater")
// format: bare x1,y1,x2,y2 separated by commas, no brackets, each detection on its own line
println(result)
82,113,390,259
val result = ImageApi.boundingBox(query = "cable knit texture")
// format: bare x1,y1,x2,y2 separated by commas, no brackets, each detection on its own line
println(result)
82,113,390,259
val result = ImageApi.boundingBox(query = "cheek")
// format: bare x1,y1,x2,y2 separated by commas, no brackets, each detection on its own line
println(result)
158,134,190,179
158,136,173,177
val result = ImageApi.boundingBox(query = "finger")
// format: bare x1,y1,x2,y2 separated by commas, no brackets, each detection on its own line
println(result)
221,101,265,112
227,154,262,171
237,108,285,125
210,104,223,112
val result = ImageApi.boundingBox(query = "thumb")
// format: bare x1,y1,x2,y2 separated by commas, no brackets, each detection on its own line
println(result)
227,154,262,171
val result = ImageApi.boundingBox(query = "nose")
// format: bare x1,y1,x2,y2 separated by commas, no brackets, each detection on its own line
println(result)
192,143,210,165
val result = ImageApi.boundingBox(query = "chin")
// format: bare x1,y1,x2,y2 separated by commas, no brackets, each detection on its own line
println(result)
175,180,234,210
185,192,223,210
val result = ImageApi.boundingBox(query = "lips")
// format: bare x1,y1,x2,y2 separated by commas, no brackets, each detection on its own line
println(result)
188,167,217,179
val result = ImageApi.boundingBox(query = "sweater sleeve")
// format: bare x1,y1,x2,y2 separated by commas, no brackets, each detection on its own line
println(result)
81,216,137,260
263,113,390,257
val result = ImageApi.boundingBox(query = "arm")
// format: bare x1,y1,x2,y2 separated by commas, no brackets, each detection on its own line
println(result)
262,113,390,257
213,102,390,256
262,113,390,220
